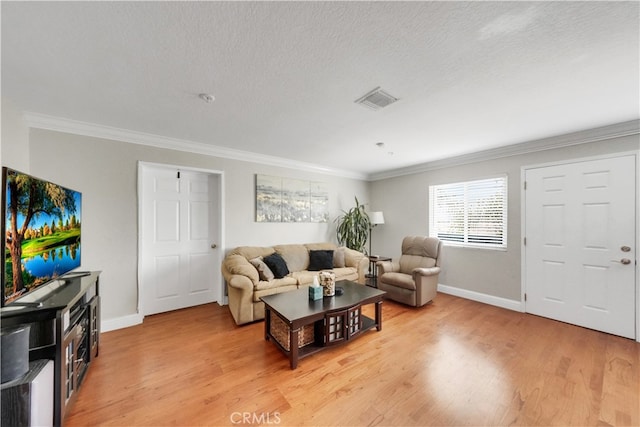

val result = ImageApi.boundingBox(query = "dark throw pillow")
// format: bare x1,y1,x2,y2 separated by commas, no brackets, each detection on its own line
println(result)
308,250,334,271
263,253,290,279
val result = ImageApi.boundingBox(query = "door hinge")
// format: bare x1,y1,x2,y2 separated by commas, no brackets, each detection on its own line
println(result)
523,237,526,246
524,293,527,301
177,171,181,179
524,181,527,190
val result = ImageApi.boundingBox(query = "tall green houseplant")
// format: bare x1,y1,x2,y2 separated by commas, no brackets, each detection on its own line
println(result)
335,197,370,254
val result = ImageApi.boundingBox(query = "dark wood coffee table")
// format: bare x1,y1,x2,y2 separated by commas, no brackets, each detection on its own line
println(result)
260,280,386,369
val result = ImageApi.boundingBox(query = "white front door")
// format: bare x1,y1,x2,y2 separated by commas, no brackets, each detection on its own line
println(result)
140,165,218,316
524,154,636,339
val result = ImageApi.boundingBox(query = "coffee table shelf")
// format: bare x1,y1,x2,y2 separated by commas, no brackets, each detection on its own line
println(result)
261,280,386,369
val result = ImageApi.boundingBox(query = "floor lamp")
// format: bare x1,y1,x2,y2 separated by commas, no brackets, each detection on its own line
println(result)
367,211,385,276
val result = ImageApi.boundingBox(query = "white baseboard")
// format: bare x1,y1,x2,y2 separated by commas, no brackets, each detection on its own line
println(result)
437,284,523,312
101,300,228,333
101,313,143,332
100,289,517,332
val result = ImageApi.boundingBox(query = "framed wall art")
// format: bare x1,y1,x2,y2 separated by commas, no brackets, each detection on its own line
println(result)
256,174,328,223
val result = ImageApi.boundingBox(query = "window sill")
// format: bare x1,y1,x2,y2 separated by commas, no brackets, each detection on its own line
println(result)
440,242,507,251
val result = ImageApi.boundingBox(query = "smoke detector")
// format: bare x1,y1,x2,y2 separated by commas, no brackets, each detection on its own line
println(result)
199,93,215,103
355,87,399,110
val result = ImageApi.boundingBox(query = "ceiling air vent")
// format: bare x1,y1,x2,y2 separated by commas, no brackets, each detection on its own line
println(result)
354,87,399,110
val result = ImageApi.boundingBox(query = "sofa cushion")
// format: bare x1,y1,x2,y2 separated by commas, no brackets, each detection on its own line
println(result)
379,272,416,291
308,250,334,271
274,244,309,272
333,247,346,268
263,253,290,278
291,267,359,286
305,242,337,251
254,276,297,292
230,246,275,260
249,257,275,281
332,267,358,282
290,270,318,286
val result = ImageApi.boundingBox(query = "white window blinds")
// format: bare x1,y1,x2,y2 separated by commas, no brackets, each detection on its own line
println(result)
429,176,507,248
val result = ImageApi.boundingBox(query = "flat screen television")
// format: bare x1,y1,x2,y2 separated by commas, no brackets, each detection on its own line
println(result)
2,167,82,306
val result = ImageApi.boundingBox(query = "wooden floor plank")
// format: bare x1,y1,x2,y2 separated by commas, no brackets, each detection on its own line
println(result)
65,293,639,426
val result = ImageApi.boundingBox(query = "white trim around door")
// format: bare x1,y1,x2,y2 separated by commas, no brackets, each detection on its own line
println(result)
137,161,226,317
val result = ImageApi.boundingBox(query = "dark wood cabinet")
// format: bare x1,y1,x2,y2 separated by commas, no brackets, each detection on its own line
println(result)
62,319,81,412
324,306,364,345
61,294,99,417
1,272,100,426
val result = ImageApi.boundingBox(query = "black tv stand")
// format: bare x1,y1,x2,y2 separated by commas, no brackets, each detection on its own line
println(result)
7,301,44,308
0,271,100,426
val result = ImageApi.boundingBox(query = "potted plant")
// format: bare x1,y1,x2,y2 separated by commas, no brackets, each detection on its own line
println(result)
335,196,370,254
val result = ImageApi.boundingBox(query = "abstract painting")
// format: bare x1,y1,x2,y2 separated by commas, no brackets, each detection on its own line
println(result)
256,175,328,223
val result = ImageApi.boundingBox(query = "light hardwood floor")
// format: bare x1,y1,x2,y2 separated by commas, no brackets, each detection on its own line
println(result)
65,293,639,426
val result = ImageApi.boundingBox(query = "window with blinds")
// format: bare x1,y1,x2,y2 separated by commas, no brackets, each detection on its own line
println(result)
429,176,507,249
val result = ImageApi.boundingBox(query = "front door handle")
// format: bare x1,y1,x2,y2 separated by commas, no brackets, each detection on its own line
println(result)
211,244,217,249
611,258,632,265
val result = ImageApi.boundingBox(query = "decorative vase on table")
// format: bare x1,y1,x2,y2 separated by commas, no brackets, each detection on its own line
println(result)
319,271,336,296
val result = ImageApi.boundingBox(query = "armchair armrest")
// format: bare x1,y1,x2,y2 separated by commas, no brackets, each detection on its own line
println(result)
377,260,399,275
413,266,440,306
412,266,441,277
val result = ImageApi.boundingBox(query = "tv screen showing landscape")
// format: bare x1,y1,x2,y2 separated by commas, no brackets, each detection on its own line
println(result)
2,168,82,305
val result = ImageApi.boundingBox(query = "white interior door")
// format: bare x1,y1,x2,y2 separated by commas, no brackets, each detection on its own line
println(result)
140,165,218,316
524,154,636,339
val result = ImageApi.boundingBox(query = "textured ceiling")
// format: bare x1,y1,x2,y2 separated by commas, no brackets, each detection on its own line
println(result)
2,1,639,178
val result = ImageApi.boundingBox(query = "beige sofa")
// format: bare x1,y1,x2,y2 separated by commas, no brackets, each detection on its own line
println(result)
222,242,368,325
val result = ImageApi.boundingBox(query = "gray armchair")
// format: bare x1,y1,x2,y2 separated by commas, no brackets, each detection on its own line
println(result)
376,236,442,307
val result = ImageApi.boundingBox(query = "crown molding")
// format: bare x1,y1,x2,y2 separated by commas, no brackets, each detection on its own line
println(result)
22,112,369,181
368,119,640,181
21,112,639,183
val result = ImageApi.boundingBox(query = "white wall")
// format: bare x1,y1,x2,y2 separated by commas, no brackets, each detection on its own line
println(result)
27,129,369,326
1,97,30,171
370,132,639,303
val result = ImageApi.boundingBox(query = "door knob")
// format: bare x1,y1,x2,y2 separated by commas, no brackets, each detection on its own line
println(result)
611,258,632,265
621,246,631,252
211,244,217,249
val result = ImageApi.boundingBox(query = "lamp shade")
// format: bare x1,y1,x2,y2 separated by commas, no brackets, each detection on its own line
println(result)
369,211,385,225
